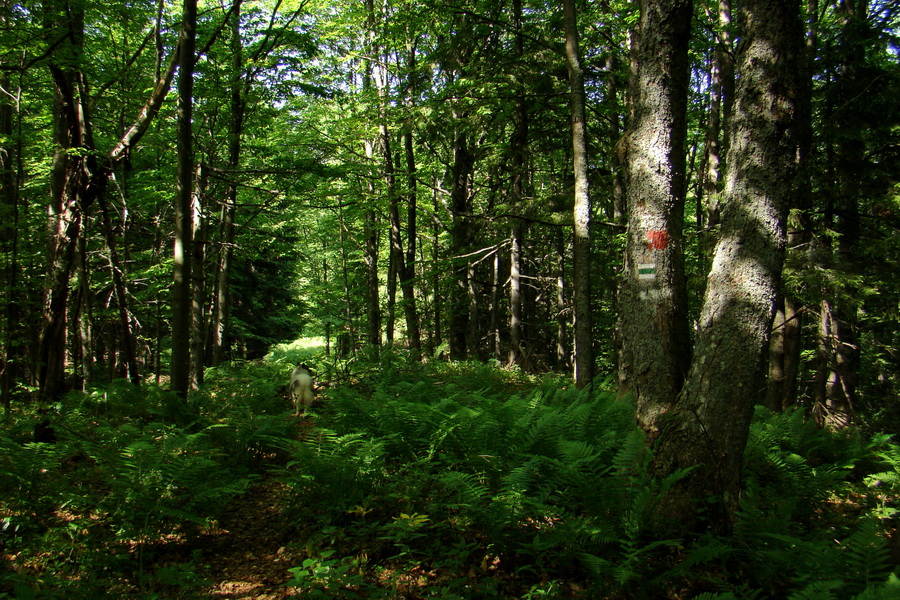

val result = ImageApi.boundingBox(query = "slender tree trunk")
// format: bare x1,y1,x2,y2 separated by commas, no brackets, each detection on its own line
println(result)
508,221,524,365
401,42,423,356
490,252,503,360
702,0,734,227
382,121,399,346
556,231,568,370
466,261,479,359
401,126,422,354
618,0,693,426
507,0,528,368
338,202,357,356
651,0,803,531
564,0,593,388
449,131,473,361
190,163,207,390
431,177,443,355
211,0,244,367
96,185,141,385
813,0,865,428
170,0,197,398
361,0,381,350
606,52,626,223
767,0,816,413
0,65,19,411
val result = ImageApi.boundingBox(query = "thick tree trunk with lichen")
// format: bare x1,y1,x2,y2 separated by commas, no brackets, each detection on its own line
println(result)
618,0,693,427
650,0,803,530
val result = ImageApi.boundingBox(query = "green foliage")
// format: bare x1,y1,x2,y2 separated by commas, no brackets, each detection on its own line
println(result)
0,362,301,596
4,357,900,598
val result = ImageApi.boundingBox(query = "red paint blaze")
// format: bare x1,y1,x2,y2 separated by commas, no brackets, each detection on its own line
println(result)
647,230,669,250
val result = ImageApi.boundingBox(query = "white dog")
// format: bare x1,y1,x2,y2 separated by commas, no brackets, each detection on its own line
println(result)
290,363,314,415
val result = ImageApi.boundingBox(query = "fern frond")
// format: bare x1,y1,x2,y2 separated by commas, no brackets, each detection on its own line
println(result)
842,518,893,591
786,579,843,600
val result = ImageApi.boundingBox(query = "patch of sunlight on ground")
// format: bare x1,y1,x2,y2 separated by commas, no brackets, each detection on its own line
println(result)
266,337,327,363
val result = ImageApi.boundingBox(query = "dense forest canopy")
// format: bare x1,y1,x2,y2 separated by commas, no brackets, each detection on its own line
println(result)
1,0,900,596
0,0,893,404
0,0,895,434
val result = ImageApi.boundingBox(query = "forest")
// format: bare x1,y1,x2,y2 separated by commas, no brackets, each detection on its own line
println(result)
1,0,900,597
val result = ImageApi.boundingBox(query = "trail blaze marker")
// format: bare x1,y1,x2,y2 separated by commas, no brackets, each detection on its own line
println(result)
637,263,657,280
646,230,669,250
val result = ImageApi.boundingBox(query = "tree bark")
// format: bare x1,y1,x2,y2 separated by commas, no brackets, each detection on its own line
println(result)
39,0,95,403
401,125,422,355
507,0,528,368
651,0,803,530
190,163,207,390
618,0,693,427
701,0,734,227
170,0,197,398
96,184,141,385
765,294,802,412
813,0,866,428
564,0,593,389
0,59,21,411
766,0,816,413
211,0,244,367
448,131,474,361
556,231,568,370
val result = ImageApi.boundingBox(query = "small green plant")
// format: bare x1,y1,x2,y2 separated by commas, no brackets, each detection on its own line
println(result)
284,551,380,598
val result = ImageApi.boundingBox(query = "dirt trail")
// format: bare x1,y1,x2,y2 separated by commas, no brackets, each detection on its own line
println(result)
199,480,302,599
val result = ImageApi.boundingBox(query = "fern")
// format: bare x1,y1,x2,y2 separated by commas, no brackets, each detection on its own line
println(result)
841,518,894,594
852,573,900,600
786,580,843,600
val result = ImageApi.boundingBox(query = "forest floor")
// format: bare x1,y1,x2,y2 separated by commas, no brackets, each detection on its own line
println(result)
197,478,300,599
156,414,316,599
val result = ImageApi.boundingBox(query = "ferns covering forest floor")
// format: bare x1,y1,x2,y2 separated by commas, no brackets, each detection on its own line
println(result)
2,344,900,599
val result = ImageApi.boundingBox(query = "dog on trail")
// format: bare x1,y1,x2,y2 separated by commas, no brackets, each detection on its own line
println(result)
290,363,314,415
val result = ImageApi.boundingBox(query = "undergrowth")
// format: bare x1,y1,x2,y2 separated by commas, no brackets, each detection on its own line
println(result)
1,346,899,598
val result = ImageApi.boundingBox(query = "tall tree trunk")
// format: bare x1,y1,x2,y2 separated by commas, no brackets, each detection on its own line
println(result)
448,131,473,361
605,53,626,223
96,185,141,385
0,63,20,411
651,0,803,531
398,39,422,356
564,0,593,389
190,163,207,390
814,0,865,428
507,0,528,368
508,221,524,365
382,121,399,346
701,0,734,227
766,0,816,412
211,0,244,367
618,0,693,427
338,202,358,357
555,231,568,370
361,0,381,350
766,294,802,412
430,177,443,356
401,126,422,354
39,0,94,403
170,0,197,398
